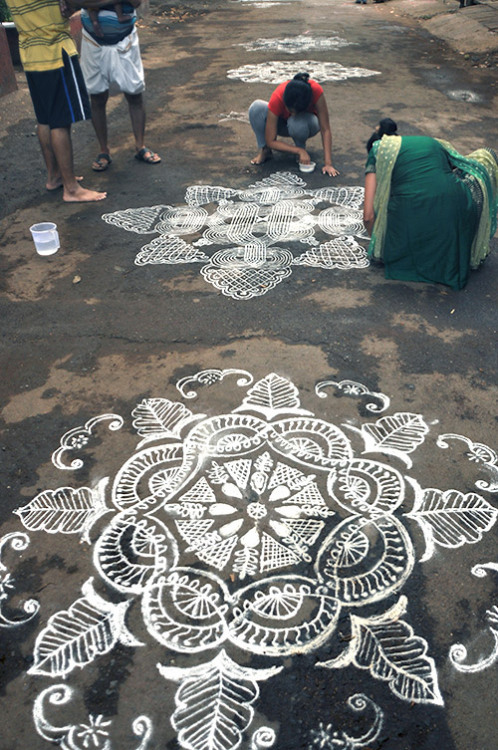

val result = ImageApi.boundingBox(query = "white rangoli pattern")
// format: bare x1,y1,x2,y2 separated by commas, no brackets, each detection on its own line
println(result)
176,368,254,399
0,532,39,627
219,111,250,123
315,379,390,414
308,694,383,750
226,61,380,84
250,727,276,749
437,433,498,492
101,174,369,300
237,35,353,54
234,0,301,5
52,414,124,470
33,684,153,750
10,371,498,749
449,562,498,674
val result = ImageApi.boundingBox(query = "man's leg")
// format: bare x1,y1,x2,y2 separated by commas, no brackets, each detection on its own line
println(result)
50,126,106,202
37,123,61,190
125,92,160,162
125,92,146,150
89,91,113,170
90,90,110,154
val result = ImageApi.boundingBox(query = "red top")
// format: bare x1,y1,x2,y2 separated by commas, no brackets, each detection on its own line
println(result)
268,79,324,120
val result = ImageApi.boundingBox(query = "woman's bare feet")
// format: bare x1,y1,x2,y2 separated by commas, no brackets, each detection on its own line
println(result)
63,184,107,202
251,146,272,165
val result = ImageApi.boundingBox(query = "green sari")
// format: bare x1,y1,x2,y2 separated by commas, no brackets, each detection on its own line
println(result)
366,135,498,289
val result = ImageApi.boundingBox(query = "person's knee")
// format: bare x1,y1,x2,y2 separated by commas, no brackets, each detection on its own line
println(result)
249,99,268,116
91,91,109,106
288,113,318,140
125,92,144,107
287,117,307,139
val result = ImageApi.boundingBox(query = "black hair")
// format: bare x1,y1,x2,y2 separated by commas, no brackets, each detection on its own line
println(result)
366,117,398,152
283,72,313,113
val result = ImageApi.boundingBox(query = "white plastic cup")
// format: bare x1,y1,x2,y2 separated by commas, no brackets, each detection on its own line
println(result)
30,222,60,256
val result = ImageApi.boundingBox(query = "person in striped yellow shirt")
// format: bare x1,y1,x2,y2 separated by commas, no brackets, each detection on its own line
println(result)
6,0,106,201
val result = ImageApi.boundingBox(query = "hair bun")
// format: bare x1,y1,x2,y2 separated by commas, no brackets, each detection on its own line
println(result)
293,72,310,84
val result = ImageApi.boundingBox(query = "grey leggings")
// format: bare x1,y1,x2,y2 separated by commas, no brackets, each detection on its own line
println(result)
248,99,320,149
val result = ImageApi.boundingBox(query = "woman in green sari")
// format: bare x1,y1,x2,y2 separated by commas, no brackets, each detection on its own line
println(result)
363,118,498,289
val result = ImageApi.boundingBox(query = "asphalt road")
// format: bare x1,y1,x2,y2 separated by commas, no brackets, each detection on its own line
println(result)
0,2,497,749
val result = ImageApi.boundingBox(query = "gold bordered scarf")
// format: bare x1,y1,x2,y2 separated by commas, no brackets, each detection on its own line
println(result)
436,139,498,268
369,135,402,261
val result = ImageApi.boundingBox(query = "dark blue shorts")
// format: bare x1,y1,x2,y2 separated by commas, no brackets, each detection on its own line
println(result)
26,51,91,129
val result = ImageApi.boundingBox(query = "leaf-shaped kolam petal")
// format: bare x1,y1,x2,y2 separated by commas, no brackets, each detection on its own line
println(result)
327,459,405,516
234,373,312,419
15,484,108,538
132,398,195,442
101,205,170,233
143,568,230,653
315,516,414,606
228,575,340,656
29,579,140,677
360,413,429,467
94,513,178,594
157,650,281,750
293,236,369,269
407,488,498,562
135,236,210,266
266,417,352,471
317,596,443,706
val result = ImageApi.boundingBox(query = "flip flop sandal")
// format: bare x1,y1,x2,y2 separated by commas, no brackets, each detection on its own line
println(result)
92,153,112,172
135,147,161,164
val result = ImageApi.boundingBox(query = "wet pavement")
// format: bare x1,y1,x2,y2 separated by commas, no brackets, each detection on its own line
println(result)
0,1,497,749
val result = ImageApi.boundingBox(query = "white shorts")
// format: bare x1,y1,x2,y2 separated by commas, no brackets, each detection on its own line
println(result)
80,28,145,96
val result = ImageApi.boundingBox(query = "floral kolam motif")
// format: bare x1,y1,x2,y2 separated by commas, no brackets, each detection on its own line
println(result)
15,371,498,750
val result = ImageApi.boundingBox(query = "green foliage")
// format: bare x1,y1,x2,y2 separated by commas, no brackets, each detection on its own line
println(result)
0,0,13,23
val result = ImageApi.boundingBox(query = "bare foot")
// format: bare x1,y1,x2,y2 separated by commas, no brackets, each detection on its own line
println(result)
47,176,83,191
251,146,272,165
63,185,107,202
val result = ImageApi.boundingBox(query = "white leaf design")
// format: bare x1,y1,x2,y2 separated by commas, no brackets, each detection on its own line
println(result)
15,482,108,540
407,489,498,562
359,413,429,467
235,373,311,419
317,597,443,705
158,651,281,750
29,579,139,677
132,399,194,441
